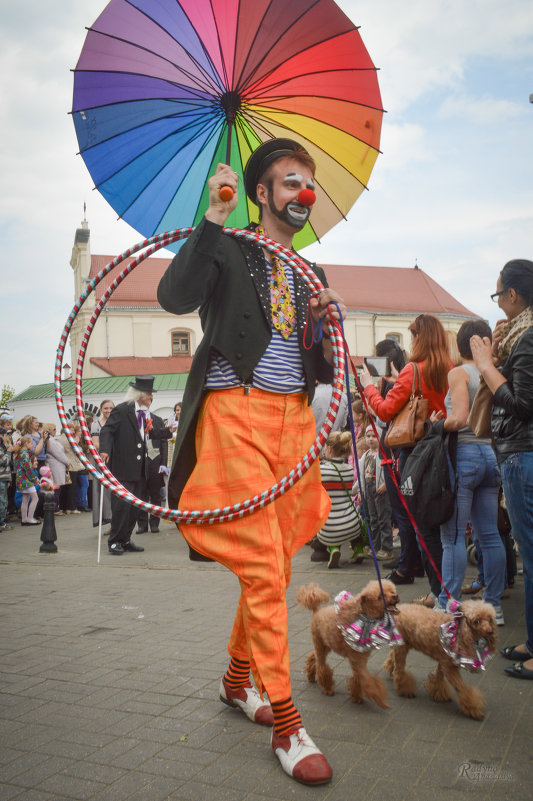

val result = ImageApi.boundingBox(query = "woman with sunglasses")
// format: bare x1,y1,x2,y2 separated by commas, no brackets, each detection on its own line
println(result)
360,314,451,600
471,259,533,680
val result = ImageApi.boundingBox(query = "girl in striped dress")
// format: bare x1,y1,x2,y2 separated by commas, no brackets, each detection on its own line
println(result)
317,431,363,568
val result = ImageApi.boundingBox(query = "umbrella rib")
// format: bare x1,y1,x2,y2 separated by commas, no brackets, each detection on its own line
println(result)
72,77,217,112
241,103,383,155
152,125,228,234
91,111,221,194
122,0,226,93
111,119,222,223
247,68,383,114
207,0,230,90
237,6,357,95
235,0,322,94
83,25,223,97
76,103,219,154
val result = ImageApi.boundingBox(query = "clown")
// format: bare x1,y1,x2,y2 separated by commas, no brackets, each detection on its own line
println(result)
157,139,346,785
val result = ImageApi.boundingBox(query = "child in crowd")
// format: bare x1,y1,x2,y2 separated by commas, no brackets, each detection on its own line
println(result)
14,436,40,526
356,425,394,559
317,431,363,569
39,466,54,492
350,399,371,459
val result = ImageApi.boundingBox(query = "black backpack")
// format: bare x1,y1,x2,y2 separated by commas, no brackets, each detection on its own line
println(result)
399,421,457,529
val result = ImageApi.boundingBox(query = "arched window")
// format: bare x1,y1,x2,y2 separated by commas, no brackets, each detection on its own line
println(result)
171,330,191,356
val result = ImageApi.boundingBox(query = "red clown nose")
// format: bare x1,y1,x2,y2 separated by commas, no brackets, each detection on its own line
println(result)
297,187,316,207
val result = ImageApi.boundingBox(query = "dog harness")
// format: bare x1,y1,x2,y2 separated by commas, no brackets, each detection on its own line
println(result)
439,599,494,672
334,590,403,653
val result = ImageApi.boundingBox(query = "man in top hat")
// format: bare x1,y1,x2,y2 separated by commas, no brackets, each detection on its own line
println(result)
157,139,346,784
99,375,159,555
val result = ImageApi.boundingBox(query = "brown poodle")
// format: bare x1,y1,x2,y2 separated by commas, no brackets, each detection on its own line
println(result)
297,579,399,708
383,600,497,720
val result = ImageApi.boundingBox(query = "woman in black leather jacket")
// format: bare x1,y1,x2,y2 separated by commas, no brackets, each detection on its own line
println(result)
471,258,533,680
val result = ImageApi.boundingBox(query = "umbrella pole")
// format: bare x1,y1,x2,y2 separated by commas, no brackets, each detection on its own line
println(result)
225,121,232,166
218,121,234,201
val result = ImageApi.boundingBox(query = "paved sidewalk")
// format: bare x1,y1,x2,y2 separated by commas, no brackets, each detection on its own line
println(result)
0,513,531,801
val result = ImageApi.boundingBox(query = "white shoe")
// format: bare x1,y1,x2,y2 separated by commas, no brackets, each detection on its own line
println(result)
493,605,505,626
271,727,332,785
219,678,273,725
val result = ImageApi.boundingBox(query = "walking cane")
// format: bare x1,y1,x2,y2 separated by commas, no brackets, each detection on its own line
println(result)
97,482,104,563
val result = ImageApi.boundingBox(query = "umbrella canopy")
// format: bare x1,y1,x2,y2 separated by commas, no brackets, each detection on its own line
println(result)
72,0,383,249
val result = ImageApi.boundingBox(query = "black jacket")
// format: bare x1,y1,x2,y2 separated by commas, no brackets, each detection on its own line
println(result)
99,404,171,482
157,218,333,505
146,412,172,471
491,327,533,461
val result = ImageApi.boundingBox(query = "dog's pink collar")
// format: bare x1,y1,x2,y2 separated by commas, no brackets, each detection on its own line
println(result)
334,590,403,653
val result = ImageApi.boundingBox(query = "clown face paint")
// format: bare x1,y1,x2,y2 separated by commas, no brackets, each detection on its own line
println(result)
267,171,315,230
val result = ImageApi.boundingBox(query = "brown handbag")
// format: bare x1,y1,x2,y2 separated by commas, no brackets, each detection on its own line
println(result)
466,376,493,438
384,363,429,449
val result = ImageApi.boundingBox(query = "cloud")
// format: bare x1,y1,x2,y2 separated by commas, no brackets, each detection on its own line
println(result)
437,93,528,125
340,0,533,110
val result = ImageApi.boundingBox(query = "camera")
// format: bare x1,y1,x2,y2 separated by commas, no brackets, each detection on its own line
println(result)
364,356,390,376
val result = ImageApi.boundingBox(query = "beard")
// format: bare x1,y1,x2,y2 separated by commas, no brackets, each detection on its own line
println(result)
267,191,310,231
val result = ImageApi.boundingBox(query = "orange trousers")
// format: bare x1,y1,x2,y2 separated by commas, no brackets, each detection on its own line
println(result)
178,387,331,701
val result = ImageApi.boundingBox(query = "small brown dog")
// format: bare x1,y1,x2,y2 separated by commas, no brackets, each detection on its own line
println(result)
297,580,399,708
383,600,497,720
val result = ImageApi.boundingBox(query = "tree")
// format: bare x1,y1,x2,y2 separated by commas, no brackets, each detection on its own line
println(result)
1,384,15,409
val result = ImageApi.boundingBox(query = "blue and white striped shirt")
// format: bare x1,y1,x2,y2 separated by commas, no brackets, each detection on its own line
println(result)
204,257,305,394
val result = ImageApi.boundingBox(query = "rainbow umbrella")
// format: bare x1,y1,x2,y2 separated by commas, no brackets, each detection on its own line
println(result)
72,0,383,249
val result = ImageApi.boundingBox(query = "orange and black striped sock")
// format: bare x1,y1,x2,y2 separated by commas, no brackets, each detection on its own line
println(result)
271,698,302,736
223,656,251,689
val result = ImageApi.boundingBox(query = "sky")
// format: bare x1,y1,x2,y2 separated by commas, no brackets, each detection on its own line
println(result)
1,0,532,396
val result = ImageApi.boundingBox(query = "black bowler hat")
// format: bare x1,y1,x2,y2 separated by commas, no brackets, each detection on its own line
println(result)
244,138,311,205
129,375,156,393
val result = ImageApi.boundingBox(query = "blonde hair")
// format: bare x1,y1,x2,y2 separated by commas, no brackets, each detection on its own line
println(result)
447,331,462,367
326,431,352,458
16,415,36,435
42,423,57,435
14,435,33,454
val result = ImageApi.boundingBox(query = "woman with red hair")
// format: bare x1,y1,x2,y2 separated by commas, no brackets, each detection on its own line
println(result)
360,314,451,600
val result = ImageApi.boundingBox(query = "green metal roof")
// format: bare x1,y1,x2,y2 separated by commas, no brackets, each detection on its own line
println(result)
11,374,190,402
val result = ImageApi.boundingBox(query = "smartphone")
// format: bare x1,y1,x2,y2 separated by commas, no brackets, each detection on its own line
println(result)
364,356,390,376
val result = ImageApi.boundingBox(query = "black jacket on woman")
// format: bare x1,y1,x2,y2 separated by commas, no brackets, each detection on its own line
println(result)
492,327,533,461
157,218,333,506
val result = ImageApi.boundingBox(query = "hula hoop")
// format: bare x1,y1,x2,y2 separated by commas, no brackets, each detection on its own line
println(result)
54,227,345,524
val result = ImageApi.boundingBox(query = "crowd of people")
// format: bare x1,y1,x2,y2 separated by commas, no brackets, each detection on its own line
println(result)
308,259,533,690
0,392,181,538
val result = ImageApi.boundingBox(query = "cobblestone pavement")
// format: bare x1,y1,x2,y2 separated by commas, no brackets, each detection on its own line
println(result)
0,512,531,801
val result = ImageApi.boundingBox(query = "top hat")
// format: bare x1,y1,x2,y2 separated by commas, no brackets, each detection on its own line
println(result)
244,138,311,205
129,375,156,393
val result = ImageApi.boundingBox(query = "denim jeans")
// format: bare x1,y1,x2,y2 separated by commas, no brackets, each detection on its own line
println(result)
500,451,533,650
76,473,89,508
438,442,504,610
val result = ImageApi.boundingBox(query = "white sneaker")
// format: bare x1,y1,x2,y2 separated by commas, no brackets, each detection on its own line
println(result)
271,727,332,785
493,605,505,626
219,678,273,725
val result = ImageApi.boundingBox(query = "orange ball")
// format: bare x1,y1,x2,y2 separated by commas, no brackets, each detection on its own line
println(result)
219,186,234,202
